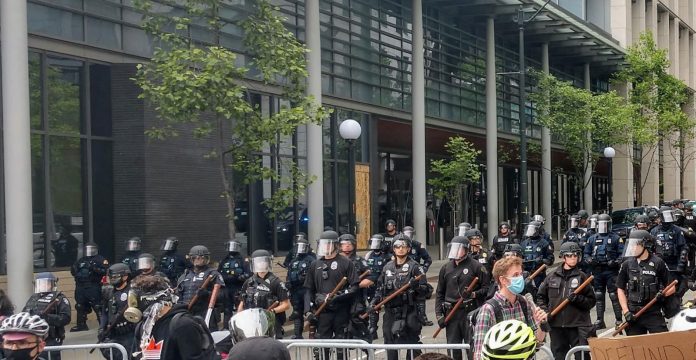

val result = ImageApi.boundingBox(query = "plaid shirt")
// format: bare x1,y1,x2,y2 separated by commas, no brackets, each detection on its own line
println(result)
472,292,538,359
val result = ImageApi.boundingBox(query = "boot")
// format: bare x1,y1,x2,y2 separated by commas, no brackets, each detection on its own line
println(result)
593,293,606,329
609,292,624,326
417,301,433,326
293,316,304,339
368,312,379,340
70,310,88,332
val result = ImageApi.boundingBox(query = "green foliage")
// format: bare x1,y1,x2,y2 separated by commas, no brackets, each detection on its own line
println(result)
530,71,635,188
428,136,482,200
134,0,329,238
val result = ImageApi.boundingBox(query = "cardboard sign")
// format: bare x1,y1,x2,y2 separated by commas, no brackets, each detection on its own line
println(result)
588,329,696,359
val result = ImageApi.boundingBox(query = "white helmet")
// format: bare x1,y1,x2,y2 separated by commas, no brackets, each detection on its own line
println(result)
669,307,696,331
0,312,50,339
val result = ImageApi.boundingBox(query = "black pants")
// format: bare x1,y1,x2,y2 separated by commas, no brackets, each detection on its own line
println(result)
445,308,472,360
624,310,667,336
100,333,134,360
550,327,591,360
317,308,350,360
290,288,306,338
383,307,422,360
75,284,102,325
223,285,241,328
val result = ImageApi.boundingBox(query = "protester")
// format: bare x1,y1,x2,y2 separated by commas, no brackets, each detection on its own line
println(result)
0,312,49,360
226,308,290,360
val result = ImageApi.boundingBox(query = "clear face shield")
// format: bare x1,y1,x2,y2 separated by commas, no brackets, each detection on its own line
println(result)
34,278,56,293
569,217,579,229
85,245,98,257
228,309,276,345
622,238,646,258
138,257,155,272
161,239,176,251
533,215,544,223
597,220,610,234
251,256,271,273
447,242,467,260
369,237,382,250
403,230,414,239
226,241,241,253
458,224,471,236
190,254,210,267
316,239,337,257
661,210,675,223
524,224,538,237
294,242,308,254
589,218,598,230
126,239,141,252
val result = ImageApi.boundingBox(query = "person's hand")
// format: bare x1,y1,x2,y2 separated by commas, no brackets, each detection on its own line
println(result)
305,312,317,325
664,285,676,297
624,311,635,323
533,308,548,323
359,279,374,288
315,293,327,305
567,292,578,303
437,316,446,328
409,277,421,289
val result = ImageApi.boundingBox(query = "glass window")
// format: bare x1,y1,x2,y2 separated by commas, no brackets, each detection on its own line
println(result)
29,52,42,130
92,140,114,260
90,64,112,136
123,27,153,57
85,17,122,49
28,3,84,42
31,135,47,269
54,0,83,10
559,0,585,19
47,57,83,134
84,0,122,20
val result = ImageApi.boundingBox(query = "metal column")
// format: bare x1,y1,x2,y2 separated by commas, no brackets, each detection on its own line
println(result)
583,63,593,214
412,0,426,238
1,0,34,307
517,7,530,230
485,17,498,243
541,43,552,235
305,0,324,241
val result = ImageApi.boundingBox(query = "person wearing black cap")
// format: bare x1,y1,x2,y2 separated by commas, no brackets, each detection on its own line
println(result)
99,263,134,360
285,235,316,339
176,245,225,330
434,236,489,360
218,240,250,327
304,231,358,360
381,219,398,245
226,309,291,360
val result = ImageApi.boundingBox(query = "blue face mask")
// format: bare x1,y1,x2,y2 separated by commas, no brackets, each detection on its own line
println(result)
506,275,525,294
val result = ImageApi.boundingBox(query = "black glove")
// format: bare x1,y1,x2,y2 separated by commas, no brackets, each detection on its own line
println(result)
370,296,382,307
45,314,61,325
655,290,665,301
315,293,327,305
305,312,317,326
567,292,578,303
196,288,211,298
409,277,421,289
440,303,452,315
437,316,446,328
588,257,597,266
624,311,635,323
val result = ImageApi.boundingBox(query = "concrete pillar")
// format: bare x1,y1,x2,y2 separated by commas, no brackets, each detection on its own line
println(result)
683,97,696,199
658,11,670,50
583,64,593,213
663,132,681,200
632,0,647,45
411,0,426,239
646,0,658,34
679,27,689,84
670,18,679,77
1,0,34,308
485,17,498,242
609,83,635,209
610,0,632,47
305,0,324,241
541,43,552,235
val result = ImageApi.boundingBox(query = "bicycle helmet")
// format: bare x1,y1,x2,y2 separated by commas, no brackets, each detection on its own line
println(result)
0,312,50,339
482,319,536,360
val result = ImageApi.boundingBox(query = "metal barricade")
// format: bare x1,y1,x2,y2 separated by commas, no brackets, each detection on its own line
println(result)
534,345,555,360
565,345,591,360
44,343,129,360
285,341,471,360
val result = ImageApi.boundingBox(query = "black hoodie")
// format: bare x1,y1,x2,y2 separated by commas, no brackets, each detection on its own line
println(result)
133,304,216,360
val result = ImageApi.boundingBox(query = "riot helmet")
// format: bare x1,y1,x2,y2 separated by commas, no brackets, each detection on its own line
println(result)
634,214,649,230
339,234,357,255
458,223,472,236
559,242,581,258
226,240,242,253
189,245,211,267
597,214,612,234
622,230,655,257
568,215,580,229
85,242,98,257
161,237,178,251
392,233,412,253
385,219,397,232
465,229,483,253
108,263,131,286
294,235,310,255
402,226,415,240
524,221,541,238
503,244,524,259
228,309,276,345
577,210,589,220
250,249,272,274
588,214,599,230
126,237,142,252
648,209,659,224
660,206,675,224
34,272,57,294
137,253,156,273
447,236,470,260
369,234,384,250
532,215,545,225
498,222,510,236
317,231,339,257
674,209,685,225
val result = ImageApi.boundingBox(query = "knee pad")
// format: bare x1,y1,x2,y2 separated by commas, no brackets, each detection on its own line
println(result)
594,291,605,301
608,292,619,302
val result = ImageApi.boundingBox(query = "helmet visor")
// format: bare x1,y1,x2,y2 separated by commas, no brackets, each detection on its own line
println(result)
251,256,271,273
622,238,645,257
369,237,382,250
524,224,537,237
162,239,176,251
392,239,409,249
316,239,336,257
403,230,414,239
661,210,675,223
34,278,55,293
597,220,610,234
589,218,598,229
533,215,544,223
569,217,579,229
229,309,276,345
127,239,141,252
85,245,98,257
294,242,308,254
503,251,523,259
447,242,467,260
138,257,155,271
458,224,471,236
226,241,241,253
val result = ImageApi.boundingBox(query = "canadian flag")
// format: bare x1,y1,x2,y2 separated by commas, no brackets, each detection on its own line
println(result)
142,338,163,360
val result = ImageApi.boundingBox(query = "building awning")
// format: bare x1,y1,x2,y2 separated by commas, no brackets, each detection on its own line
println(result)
425,0,626,75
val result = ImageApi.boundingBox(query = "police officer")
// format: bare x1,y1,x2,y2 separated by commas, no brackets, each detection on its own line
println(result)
134,253,169,282
533,215,553,244
373,234,430,360
685,205,696,231
176,245,225,329
238,249,290,339
583,213,623,329
520,221,554,291
435,236,489,360
364,234,389,340
586,214,599,238
70,242,108,332
537,242,596,360
402,226,433,272
157,237,190,285
382,219,398,243
339,234,372,341
218,240,250,327
457,222,472,237
466,228,493,274
562,215,587,245
648,209,660,231
650,206,688,303
304,231,359,360
577,210,590,231
633,214,650,232
120,237,142,274
285,236,316,339
491,222,516,263
283,233,312,269
22,273,71,360
99,263,134,360
617,230,674,335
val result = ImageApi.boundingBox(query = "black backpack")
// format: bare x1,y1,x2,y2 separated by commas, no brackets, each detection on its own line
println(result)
466,294,531,346
168,312,221,360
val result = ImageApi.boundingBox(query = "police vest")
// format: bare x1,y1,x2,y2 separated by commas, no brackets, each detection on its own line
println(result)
654,228,679,258
492,236,511,257
522,239,547,269
288,255,313,286
626,257,660,307
366,251,388,278
382,260,419,308
244,275,279,309
220,255,248,285
590,234,619,264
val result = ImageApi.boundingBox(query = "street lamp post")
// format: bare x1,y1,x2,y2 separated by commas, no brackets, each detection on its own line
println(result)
604,146,615,213
339,119,362,235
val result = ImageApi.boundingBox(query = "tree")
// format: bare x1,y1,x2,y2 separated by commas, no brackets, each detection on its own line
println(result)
613,31,692,199
529,71,635,207
133,0,329,240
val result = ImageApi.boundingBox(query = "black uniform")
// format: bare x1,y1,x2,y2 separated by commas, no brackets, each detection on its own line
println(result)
158,251,190,285
471,247,493,274
176,267,225,329
71,255,109,327
218,253,250,326
120,251,141,274
520,235,554,289
651,224,689,299
240,273,289,338
344,252,371,342
374,258,429,360
563,228,590,273
435,256,489,360
52,233,79,267
491,234,516,262
99,284,135,360
23,292,71,360
364,249,390,338
303,255,358,360
536,266,596,360
616,254,670,335
408,240,433,272
583,232,624,326
285,251,316,339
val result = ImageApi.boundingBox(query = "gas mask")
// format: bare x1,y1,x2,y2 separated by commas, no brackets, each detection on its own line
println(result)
124,288,176,323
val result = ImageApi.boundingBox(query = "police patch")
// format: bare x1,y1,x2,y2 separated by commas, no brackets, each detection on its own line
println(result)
386,270,392,276
463,268,469,275
233,262,238,267
649,262,654,266
103,260,109,265
571,278,579,288
402,264,409,272
537,247,541,252
331,261,338,270
120,293,128,302
302,263,307,268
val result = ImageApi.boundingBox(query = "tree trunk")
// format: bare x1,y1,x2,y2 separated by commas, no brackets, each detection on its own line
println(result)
217,117,236,240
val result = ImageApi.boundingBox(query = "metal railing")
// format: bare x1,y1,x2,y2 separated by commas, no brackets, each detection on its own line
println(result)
44,343,129,360
286,341,470,360
565,345,592,360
